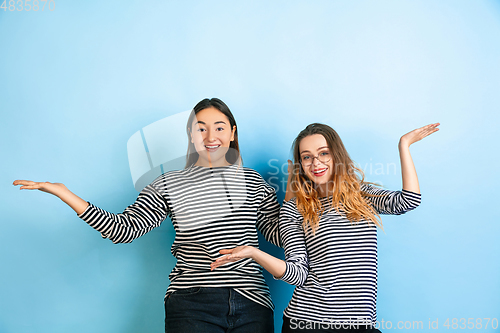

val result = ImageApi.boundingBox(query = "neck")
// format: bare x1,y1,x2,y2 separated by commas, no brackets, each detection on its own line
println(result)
316,182,333,198
195,157,230,168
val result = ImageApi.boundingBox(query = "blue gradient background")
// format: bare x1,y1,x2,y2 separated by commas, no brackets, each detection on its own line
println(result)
1,1,499,332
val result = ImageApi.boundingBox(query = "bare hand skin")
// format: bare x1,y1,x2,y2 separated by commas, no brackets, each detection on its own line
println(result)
400,123,440,148
210,245,255,270
13,180,66,194
12,180,89,215
211,245,286,279
398,123,440,194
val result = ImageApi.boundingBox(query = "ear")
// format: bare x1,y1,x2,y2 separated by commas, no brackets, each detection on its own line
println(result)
230,125,236,141
189,129,194,144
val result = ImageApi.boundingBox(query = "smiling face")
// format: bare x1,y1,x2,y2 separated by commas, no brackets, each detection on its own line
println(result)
190,107,236,167
299,134,334,196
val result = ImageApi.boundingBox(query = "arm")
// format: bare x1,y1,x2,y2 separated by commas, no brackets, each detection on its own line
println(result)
399,123,440,193
361,184,421,215
361,123,439,215
13,180,169,243
255,186,282,247
13,181,89,214
212,200,310,286
210,245,286,279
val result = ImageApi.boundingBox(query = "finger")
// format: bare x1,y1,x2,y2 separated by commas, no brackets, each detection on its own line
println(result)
211,261,229,270
418,123,439,135
211,258,233,270
13,180,34,186
219,249,233,254
421,126,440,138
215,255,232,262
19,185,41,190
417,123,438,134
423,123,440,133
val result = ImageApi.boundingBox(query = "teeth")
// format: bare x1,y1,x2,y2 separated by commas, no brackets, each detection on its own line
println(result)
205,145,220,149
313,168,327,174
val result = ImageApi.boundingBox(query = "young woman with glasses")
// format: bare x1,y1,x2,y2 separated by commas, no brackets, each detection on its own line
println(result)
211,122,439,333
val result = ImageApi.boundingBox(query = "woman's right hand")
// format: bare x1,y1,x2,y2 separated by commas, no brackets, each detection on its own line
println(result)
13,180,89,214
13,180,67,196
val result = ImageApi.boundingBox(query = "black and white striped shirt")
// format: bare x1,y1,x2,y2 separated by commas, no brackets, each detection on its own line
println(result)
279,184,421,324
78,164,281,309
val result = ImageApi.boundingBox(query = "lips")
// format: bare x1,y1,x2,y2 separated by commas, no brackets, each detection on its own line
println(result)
312,168,328,177
205,144,221,152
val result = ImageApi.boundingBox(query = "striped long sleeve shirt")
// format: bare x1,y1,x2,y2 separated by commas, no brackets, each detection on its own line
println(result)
279,184,421,325
78,164,281,309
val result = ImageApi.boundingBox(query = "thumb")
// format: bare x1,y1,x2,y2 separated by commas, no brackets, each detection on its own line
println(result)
219,249,233,254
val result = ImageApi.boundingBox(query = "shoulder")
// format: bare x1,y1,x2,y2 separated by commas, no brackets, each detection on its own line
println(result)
240,166,276,190
281,198,300,217
240,166,264,180
360,182,387,195
148,168,192,189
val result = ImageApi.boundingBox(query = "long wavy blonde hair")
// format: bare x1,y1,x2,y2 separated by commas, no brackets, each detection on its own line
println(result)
291,123,383,234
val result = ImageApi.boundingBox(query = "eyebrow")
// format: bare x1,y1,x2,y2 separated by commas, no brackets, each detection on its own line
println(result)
300,146,329,154
195,120,227,125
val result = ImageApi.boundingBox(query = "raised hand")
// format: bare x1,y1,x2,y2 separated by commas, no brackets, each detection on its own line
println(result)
399,123,440,148
398,123,440,193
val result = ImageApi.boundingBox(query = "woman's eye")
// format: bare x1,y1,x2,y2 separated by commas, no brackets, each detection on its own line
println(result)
320,152,330,156
302,156,311,160
216,127,224,131
197,128,206,132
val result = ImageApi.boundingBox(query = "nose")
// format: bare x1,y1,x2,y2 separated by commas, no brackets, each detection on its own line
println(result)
312,156,322,167
206,128,216,142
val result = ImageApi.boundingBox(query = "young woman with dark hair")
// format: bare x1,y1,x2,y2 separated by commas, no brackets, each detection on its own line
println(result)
13,98,281,333
211,122,439,333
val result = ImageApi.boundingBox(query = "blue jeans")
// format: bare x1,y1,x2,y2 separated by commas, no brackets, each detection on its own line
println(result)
165,287,274,333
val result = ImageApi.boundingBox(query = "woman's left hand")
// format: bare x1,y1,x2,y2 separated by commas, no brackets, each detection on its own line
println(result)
210,245,255,271
399,123,440,148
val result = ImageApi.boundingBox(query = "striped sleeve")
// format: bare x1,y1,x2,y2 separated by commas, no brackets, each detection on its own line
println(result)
77,184,169,244
278,200,309,286
361,183,421,215
255,183,282,247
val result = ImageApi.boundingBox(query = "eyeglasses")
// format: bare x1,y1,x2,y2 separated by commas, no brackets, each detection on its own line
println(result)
300,152,332,167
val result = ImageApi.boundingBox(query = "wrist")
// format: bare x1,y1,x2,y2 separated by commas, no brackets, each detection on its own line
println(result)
51,183,69,197
249,246,259,261
398,138,410,150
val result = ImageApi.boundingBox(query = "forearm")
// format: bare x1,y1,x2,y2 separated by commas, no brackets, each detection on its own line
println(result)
52,185,89,215
399,140,420,194
251,248,286,279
